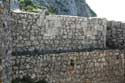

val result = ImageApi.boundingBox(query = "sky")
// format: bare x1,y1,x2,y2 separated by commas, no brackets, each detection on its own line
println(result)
87,0,125,22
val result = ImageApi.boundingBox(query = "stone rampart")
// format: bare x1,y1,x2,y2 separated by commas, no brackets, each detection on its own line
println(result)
12,49,125,83
0,12,125,83
107,21,125,48
11,12,107,51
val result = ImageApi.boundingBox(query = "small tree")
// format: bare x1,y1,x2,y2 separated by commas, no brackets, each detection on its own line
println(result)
19,0,41,12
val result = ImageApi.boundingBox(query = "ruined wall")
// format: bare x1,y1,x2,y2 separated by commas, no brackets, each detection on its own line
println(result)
9,12,125,50
0,11,125,83
0,0,14,82
11,12,107,51
10,12,125,83
12,50,125,83
0,14,13,83
107,21,125,48
0,15,3,81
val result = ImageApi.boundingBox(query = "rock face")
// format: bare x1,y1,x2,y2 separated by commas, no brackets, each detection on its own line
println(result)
32,0,96,17
10,0,19,10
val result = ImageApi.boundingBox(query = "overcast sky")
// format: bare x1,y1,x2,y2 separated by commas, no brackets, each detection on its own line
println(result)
87,0,125,22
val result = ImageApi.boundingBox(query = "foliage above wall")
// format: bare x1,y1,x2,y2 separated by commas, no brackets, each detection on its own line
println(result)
18,0,96,16
19,0,42,12
32,0,97,16
18,0,57,14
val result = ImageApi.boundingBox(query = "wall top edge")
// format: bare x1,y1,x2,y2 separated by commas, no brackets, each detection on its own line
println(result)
11,11,107,20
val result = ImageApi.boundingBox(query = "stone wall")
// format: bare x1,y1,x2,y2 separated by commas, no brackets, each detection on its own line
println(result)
12,49,125,83
9,12,125,50
0,11,125,83
0,14,13,83
107,21,125,48
0,0,13,82
0,15,3,81
11,12,107,51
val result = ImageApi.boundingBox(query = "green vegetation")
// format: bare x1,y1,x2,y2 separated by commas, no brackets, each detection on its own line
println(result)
47,7,57,15
19,0,42,12
18,0,57,14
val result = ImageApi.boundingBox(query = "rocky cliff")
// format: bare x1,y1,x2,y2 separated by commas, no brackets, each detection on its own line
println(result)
10,0,19,10
7,0,96,17
32,0,96,17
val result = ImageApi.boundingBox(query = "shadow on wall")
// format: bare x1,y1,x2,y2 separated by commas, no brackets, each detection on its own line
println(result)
12,76,48,83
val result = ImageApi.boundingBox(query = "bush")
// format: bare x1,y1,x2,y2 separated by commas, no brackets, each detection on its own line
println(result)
18,0,57,14
19,0,41,12
47,7,57,15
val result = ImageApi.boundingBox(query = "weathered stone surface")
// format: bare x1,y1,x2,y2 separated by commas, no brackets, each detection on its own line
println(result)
0,9,125,83
0,1,13,83
12,50,125,83
107,21,125,48
11,12,107,51
0,15,13,83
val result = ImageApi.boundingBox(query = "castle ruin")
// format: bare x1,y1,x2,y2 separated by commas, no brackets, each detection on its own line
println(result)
0,0,125,83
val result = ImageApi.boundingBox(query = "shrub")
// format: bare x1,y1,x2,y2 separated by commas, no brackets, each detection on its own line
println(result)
19,0,41,12
47,7,57,15
18,0,58,14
